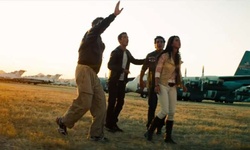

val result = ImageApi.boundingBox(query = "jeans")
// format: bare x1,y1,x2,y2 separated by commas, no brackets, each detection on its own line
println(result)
106,80,126,127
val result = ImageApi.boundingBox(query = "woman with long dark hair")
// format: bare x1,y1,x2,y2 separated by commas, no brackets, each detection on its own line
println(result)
144,36,186,144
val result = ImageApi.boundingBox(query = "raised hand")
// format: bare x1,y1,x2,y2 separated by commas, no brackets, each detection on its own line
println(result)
114,1,123,16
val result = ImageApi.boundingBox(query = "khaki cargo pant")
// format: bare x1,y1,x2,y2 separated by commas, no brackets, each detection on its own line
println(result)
62,64,106,137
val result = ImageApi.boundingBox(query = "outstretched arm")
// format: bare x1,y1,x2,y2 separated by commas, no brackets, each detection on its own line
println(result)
127,51,145,65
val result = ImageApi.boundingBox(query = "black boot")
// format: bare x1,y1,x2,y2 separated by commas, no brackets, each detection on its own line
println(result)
164,120,177,144
156,117,165,135
146,119,151,130
144,116,161,141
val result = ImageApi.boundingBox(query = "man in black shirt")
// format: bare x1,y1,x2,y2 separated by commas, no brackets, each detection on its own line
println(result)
140,36,166,134
105,32,145,132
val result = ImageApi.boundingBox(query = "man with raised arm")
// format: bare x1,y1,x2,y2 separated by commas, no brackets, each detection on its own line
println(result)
56,1,123,142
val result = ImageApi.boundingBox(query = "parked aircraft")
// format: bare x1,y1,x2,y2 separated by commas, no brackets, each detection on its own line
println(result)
22,73,61,83
51,77,109,93
99,77,108,93
126,73,148,98
100,76,134,94
52,78,75,86
0,70,26,79
0,70,63,85
233,85,250,102
126,50,250,103
179,50,250,103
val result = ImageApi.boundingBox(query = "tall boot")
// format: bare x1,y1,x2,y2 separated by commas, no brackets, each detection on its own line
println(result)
144,116,161,141
156,116,165,135
164,120,177,144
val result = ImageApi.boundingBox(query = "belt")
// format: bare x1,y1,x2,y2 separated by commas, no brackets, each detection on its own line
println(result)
168,82,176,87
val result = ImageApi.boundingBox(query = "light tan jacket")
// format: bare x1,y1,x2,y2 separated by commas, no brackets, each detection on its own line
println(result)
155,53,183,87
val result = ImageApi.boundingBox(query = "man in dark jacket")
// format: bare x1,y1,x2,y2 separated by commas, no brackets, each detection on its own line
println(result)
56,1,123,142
140,36,166,134
105,32,145,132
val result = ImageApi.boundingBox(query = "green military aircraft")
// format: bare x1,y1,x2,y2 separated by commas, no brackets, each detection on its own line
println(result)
178,50,250,103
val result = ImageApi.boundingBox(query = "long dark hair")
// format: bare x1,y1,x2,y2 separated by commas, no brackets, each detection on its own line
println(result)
157,35,181,66
157,36,181,81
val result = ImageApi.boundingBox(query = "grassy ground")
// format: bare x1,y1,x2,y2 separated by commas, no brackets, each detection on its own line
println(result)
0,82,249,150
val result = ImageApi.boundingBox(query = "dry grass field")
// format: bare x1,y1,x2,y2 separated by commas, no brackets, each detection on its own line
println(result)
0,81,249,150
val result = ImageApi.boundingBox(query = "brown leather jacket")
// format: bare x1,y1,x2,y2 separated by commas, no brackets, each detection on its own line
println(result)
78,14,116,74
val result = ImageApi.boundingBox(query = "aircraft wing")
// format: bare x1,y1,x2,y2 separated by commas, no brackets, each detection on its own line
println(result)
219,75,250,81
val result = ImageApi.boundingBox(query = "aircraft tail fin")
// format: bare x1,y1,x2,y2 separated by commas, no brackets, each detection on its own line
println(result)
235,51,250,75
15,70,26,77
52,74,62,80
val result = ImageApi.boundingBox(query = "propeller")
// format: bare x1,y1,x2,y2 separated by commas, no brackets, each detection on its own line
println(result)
185,68,187,78
201,65,205,91
183,68,189,85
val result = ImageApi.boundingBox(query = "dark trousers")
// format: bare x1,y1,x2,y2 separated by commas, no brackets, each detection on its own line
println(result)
106,81,126,127
146,86,158,128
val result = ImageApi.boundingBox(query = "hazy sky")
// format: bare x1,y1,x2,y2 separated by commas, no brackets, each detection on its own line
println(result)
0,0,249,79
